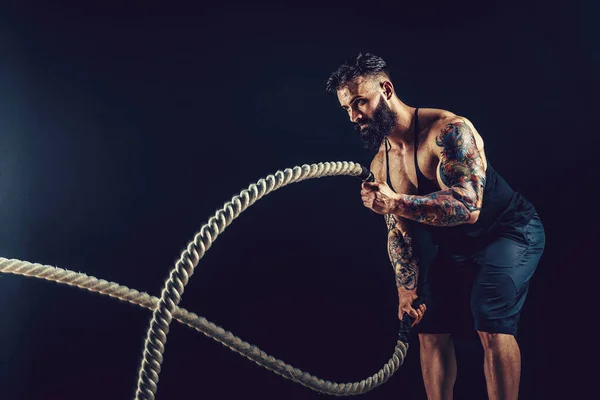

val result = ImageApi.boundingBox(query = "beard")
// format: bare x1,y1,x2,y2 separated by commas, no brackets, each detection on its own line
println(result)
354,98,398,153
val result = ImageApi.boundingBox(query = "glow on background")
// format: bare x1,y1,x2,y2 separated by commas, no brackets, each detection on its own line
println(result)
0,15,35,393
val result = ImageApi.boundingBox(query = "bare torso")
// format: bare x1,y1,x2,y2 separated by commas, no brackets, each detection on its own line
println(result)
370,108,488,197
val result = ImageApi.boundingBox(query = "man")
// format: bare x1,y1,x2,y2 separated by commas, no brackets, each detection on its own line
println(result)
326,53,545,400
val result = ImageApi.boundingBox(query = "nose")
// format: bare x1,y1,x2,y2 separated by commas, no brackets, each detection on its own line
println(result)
350,109,363,124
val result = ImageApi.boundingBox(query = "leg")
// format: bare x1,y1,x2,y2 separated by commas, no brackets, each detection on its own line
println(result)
477,331,521,400
418,333,457,400
471,214,545,400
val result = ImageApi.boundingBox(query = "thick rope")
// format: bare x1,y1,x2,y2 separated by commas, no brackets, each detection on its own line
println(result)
0,161,409,398
0,258,408,396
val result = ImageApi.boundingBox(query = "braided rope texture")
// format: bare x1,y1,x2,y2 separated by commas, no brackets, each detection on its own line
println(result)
0,162,409,398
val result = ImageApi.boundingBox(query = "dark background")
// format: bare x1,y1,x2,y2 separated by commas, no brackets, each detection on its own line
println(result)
1,1,597,399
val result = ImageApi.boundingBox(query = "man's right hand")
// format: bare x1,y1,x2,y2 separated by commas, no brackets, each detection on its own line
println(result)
398,288,426,327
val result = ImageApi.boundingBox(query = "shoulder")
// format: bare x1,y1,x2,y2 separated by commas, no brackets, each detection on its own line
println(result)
419,109,484,155
418,108,474,134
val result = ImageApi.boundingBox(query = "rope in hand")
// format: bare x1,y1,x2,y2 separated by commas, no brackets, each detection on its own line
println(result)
0,161,413,399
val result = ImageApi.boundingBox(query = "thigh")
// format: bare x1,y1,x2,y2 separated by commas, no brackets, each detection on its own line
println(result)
417,252,477,336
471,215,545,333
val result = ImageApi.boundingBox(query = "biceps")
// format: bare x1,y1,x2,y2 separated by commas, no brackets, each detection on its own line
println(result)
436,122,486,198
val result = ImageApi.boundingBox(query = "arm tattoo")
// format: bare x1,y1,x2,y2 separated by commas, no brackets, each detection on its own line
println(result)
385,214,398,232
400,191,471,225
437,121,486,211
396,121,486,227
386,215,419,291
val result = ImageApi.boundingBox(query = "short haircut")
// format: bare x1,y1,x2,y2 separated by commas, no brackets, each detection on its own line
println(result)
325,53,390,93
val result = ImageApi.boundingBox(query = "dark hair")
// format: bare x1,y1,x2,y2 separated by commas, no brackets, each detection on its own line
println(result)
325,53,390,93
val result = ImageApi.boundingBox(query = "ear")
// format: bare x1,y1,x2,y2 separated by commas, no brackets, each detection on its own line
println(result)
380,80,394,100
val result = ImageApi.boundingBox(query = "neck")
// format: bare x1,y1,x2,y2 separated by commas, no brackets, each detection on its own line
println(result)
387,103,416,148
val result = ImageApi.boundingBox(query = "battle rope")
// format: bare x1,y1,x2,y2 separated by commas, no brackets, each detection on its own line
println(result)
0,161,410,399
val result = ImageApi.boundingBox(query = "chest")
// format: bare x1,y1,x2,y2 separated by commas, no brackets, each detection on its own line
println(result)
375,144,440,195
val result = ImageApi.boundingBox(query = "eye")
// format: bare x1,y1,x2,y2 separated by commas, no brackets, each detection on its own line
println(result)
357,99,367,106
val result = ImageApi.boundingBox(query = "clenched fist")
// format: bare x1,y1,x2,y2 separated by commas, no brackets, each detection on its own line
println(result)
361,181,401,215
398,288,427,327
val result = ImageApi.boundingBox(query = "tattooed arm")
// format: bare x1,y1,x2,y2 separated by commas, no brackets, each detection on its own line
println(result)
385,213,419,290
394,117,486,226
385,213,425,324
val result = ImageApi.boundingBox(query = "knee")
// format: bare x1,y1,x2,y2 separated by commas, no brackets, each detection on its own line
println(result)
419,333,452,351
477,330,514,351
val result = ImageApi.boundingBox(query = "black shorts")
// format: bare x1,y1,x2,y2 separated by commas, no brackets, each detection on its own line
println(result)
415,213,546,336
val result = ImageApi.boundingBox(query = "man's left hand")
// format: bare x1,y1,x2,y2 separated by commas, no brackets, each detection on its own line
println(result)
361,181,401,215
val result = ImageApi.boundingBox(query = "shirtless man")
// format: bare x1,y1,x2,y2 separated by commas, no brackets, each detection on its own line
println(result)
326,53,545,400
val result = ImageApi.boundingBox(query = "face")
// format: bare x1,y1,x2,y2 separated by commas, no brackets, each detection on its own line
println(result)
337,76,398,153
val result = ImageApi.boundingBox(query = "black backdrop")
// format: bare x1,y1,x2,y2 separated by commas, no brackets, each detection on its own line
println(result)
0,1,597,399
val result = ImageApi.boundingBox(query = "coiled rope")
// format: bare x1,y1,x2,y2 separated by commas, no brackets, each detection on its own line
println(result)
0,161,409,399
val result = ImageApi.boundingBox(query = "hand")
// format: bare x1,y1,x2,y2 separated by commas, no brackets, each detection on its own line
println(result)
398,289,427,327
361,181,401,215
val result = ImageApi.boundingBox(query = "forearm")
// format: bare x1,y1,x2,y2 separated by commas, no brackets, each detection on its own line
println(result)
392,187,479,227
388,229,419,292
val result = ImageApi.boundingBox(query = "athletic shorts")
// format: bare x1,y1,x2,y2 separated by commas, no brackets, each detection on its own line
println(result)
414,213,546,336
